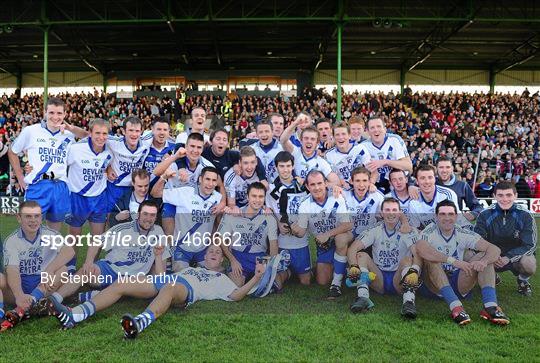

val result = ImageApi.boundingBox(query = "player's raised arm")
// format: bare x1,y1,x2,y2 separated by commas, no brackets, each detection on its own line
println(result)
153,147,185,177
64,122,89,139
280,116,302,153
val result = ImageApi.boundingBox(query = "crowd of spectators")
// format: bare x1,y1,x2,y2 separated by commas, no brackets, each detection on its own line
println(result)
1,86,539,198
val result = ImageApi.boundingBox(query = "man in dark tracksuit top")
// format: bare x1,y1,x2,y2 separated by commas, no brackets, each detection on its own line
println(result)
436,157,483,222
474,181,537,296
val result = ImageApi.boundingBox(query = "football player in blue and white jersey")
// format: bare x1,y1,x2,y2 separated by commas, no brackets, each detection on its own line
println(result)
152,166,222,272
105,116,153,212
292,170,352,299
250,119,283,182
8,97,88,231
408,164,461,230
143,117,175,188
224,146,267,208
386,169,412,213
152,133,225,236
49,201,168,305
175,106,210,146
347,198,421,318
266,151,311,286
362,117,413,193
280,117,340,186
316,118,333,154
287,111,312,148
48,245,265,336
218,182,279,287
65,118,112,238
325,123,373,188
416,200,510,326
344,167,385,239
0,201,75,331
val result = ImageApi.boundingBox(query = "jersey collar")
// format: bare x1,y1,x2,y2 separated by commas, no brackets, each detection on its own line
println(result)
88,137,106,156
258,138,276,152
18,226,41,244
371,135,388,150
41,120,60,136
420,187,437,207
437,225,456,243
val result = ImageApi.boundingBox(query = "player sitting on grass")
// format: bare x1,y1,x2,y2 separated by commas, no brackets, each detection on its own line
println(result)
218,182,287,289
291,170,353,299
46,200,168,305
347,198,421,318
415,200,510,326
1,201,75,331
48,245,265,338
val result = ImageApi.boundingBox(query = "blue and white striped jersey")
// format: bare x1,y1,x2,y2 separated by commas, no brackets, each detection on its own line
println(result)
66,138,112,196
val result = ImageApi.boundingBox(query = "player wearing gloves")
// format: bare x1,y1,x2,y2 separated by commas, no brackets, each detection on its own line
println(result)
346,198,421,318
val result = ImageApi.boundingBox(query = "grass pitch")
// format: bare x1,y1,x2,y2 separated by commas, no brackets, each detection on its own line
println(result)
0,216,538,362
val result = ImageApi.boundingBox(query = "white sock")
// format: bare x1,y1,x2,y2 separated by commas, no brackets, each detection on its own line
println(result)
357,267,370,298
518,274,530,282
331,273,343,287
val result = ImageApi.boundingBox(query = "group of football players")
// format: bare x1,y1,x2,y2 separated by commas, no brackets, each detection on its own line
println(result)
0,97,536,338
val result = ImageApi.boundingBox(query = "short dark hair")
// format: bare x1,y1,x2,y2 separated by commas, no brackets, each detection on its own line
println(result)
19,200,41,213
305,169,326,185
415,164,436,178
315,117,331,127
274,151,294,167
124,115,143,129
131,168,150,183
436,156,453,165
256,120,273,131
200,166,219,179
494,181,517,194
138,200,159,214
381,197,401,210
366,117,384,128
46,97,65,109
435,200,457,214
186,132,204,144
152,116,169,127
210,128,229,141
247,181,267,195
389,168,407,180
350,166,371,180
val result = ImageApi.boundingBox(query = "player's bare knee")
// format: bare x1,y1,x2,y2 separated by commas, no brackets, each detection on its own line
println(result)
299,276,311,286
520,255,537,275
0,272,5,289
356,251,370,264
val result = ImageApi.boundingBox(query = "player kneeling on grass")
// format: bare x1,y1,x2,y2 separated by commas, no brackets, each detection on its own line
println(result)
48,245,265,338
46,200,168,306
1,201,75,331
415,200,510,326
347,198,421,318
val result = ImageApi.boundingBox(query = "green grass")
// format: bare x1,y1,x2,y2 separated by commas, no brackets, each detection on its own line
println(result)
1,217,539,362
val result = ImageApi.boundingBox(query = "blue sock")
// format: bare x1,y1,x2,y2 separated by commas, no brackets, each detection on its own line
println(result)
0,302,4,319
72,301,97,323
440,285,461,310
135,309,156,332
481,286,497,308
30,288,44,302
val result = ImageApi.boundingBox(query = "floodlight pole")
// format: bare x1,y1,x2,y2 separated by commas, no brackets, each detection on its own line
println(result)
43,26,49,105
336,21,343,122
